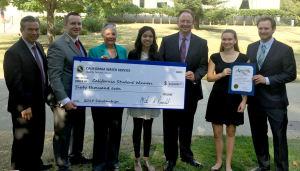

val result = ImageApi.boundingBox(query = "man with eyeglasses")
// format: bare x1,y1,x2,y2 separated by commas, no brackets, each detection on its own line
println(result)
159,9,208,171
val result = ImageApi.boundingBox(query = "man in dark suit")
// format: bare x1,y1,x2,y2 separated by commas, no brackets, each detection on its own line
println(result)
247,17,296,171
159,9,208,171
3,16,52,170
47,12,91,171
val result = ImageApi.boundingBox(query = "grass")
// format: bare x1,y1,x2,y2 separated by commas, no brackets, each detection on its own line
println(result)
0,24,300,80
0,131,299,171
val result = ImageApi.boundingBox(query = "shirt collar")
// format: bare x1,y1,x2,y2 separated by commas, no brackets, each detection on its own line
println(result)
22,37,36,50
66,33,78,43
260,37,274,49
179,32,191,41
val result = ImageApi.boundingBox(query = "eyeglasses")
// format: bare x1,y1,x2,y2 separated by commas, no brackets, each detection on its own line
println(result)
103,22,116,27
179,20,193,24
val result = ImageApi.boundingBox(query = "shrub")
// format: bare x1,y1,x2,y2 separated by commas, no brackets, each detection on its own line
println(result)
40,21,47,35
82,16,106,32
38,16,65,35
80,29,89,35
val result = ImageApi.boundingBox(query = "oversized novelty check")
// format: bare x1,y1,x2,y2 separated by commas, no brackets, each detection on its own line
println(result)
71,57,187,109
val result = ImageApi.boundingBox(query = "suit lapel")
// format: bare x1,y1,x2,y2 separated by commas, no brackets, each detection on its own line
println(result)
20,38,39,67
172,33,180,62
260,39,277,70
78,39,87,56
64,33,82,56
185,33,196,64
252,41,260,71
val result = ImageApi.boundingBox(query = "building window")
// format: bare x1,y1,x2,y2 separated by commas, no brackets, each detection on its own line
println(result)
157,2,167,8
240,0,250,9
140,0,145,8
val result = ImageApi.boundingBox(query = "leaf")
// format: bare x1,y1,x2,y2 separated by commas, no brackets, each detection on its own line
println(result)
293,161,298,167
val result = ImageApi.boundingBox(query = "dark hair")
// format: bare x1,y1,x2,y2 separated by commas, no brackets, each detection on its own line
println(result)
178,9,194,22
257,16,276,29
131,26,159,61
20,16,40,30
65,12,80,24
219,29,240,52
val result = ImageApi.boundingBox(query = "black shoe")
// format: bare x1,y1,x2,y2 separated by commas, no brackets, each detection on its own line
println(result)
69,156,92,165
39,163,53,170
251,167,270,171
164,161,176,171
181,158,203,168
211,164,222,171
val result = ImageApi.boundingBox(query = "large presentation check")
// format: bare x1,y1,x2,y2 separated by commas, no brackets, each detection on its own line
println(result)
71,57,187,109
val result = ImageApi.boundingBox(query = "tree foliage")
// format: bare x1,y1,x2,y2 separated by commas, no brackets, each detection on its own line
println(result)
0,0,9,10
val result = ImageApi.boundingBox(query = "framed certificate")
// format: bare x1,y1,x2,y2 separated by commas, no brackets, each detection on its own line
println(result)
228,63,256,96
71,57,187,109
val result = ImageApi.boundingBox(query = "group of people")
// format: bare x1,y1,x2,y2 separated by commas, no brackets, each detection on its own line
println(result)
3,8,296,171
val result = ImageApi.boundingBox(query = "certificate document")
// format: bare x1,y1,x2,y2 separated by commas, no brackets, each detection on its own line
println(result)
71,57,187,109
228,63,256,96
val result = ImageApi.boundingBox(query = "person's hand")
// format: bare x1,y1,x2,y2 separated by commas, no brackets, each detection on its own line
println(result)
21,107,32,120
185,71,195,81
221,68,231,77
252,74,266,85
64,100,77,111
101,55,110,60
237,102,246,113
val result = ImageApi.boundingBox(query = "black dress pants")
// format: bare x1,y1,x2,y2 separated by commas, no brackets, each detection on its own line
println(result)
11,101,46,170
132,118,154,158
248,104,289,171
92,107,123,170
51,106,86,171
163,99,198,162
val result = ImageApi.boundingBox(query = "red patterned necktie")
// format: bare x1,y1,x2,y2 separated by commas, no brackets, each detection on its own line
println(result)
180,38,186,63
32,45,45,98
75,40,82,55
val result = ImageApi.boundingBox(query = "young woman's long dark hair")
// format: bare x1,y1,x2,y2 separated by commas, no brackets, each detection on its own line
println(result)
132,26,160,61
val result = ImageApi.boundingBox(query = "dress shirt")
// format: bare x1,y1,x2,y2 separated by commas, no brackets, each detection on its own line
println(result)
59,34,85,106
179,32,191,60
256,37,274,85
22,37,46,85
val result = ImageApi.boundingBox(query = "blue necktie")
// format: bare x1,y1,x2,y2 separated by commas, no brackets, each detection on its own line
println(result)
258,44,266,70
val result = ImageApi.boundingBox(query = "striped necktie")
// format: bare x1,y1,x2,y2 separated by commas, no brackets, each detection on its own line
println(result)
257,44,266,70
180,38,187,63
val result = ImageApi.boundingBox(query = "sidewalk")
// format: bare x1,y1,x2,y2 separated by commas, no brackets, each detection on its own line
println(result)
0,78,299,139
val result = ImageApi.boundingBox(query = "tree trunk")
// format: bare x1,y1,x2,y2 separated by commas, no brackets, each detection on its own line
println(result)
194,15,200,30
46,0,56,45
160,14,162,24
152,15,154,24
144,14,146,23
135,14,138,23
209,21,211,25
168,16,171,24
243,19,246,26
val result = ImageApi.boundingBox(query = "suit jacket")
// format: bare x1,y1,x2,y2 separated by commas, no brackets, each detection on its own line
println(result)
159,32,208,101
47,33,87,106
4,38,48,113
88,42,127,59
247,39,296,108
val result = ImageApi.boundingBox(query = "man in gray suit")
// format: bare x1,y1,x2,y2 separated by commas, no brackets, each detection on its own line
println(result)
48,12,91,171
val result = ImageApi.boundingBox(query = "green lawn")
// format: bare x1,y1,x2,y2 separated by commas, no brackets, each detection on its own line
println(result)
0,131,299,170
0,24,300,80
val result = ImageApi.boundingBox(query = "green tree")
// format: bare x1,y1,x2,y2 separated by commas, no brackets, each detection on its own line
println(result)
11,0,85,44
172,0,227,29
161,4,177,24
0,0,9,10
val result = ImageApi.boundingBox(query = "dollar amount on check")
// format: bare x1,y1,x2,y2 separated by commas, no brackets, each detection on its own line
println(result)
71,57,187,109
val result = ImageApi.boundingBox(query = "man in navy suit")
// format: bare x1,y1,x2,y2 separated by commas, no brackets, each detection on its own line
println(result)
159,9,208,171
4,16,52,170
247,16,296,171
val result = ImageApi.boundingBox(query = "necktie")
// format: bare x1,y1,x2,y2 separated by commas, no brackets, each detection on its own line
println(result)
32,45,45,98
75,40,82,55
258,44,266,70
180,38,187,63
